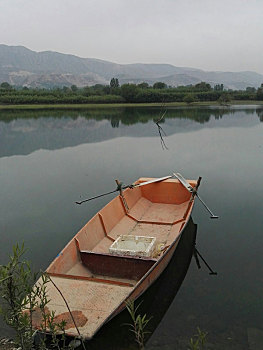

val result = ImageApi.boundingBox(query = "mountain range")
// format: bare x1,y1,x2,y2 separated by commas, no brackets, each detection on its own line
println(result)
1,44,263,89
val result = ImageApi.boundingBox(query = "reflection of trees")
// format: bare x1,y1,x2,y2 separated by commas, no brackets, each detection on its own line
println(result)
0,108,125,122
110,118,119,128
256,108,263,122
0,106,261,127
112,107,261,126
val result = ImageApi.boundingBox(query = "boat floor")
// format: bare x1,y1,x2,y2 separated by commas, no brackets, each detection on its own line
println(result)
129,198,187,223
92,199,188,254
44,276,133,339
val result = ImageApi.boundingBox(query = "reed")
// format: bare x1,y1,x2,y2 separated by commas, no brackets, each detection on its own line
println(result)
188,327,208,350
125,299,152,350
0,243,78,349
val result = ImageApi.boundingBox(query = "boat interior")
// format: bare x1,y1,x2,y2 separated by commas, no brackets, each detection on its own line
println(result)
47,178,196,287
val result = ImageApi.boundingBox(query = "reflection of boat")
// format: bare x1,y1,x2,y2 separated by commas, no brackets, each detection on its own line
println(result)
35,177,199,340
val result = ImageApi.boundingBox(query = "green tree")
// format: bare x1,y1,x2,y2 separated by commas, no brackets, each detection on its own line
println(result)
0,82,12,90
194,82,212,91
110,78,120,88
120,84,139,102
214,84,224,91
102,85,110,94
218,93,231,105
71,84,78,92
183,94,198,104
246,86,256,93
256,84,263,100
153,82,167,89
62,86,71,93
93,84,106,91
137,82,149,89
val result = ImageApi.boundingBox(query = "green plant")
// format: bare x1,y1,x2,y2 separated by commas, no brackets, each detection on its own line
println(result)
125,299,152,350
0,243,77,350
35,274,71,350
0,243,39,349
188,327,208,350
218,93,231,105
183,94,198,104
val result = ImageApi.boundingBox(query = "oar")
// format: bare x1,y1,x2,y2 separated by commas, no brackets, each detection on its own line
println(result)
173,172,219,219
133,175,173,188
193,247,217,275
75,175,173,205
75,189,118,205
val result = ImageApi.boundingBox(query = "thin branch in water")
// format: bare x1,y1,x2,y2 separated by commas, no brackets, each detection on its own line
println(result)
154,109,168,150
156,99,167,121
155,109,167,124
157,124,168,150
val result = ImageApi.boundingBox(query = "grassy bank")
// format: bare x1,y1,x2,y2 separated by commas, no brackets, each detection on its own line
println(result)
0,100,262,111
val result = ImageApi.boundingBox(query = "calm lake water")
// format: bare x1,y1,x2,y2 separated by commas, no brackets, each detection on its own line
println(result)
0,106,263,349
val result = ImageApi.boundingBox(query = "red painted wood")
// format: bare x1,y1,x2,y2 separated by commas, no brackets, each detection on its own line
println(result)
80,251,156,281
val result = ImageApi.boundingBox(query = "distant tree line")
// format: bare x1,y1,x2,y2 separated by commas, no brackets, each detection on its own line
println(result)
0,80,263,105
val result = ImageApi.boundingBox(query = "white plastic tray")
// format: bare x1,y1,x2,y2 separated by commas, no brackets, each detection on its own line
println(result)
109,235,156,258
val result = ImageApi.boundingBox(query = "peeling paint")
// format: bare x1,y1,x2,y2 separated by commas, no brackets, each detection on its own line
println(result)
54,311,88,329
28,307,87,330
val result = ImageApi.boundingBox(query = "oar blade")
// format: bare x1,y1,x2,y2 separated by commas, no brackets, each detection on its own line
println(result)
174,172,219,219
135,175,173,188
173,172,194,193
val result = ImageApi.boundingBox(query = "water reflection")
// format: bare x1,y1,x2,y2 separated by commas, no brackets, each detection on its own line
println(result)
0,106,262,158
154,110,169,150
0,105,262,124
0,105,262,348
84,218,197,350
257,107,263,121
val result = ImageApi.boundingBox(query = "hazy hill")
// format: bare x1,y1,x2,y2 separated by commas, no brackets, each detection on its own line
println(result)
1,44,263,89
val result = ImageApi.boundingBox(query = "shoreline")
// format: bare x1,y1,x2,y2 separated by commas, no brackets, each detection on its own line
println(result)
0,100,262,110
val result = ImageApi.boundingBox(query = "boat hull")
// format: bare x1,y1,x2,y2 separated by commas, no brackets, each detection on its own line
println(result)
31,177,198,339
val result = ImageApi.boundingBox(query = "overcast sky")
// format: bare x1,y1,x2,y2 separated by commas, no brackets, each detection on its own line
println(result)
0,0,262,73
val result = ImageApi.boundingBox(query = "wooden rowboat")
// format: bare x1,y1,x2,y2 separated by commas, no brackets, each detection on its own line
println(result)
35,176,199,340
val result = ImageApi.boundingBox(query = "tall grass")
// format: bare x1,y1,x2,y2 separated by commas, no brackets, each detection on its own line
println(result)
0,243,80,349
125,299,152,350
